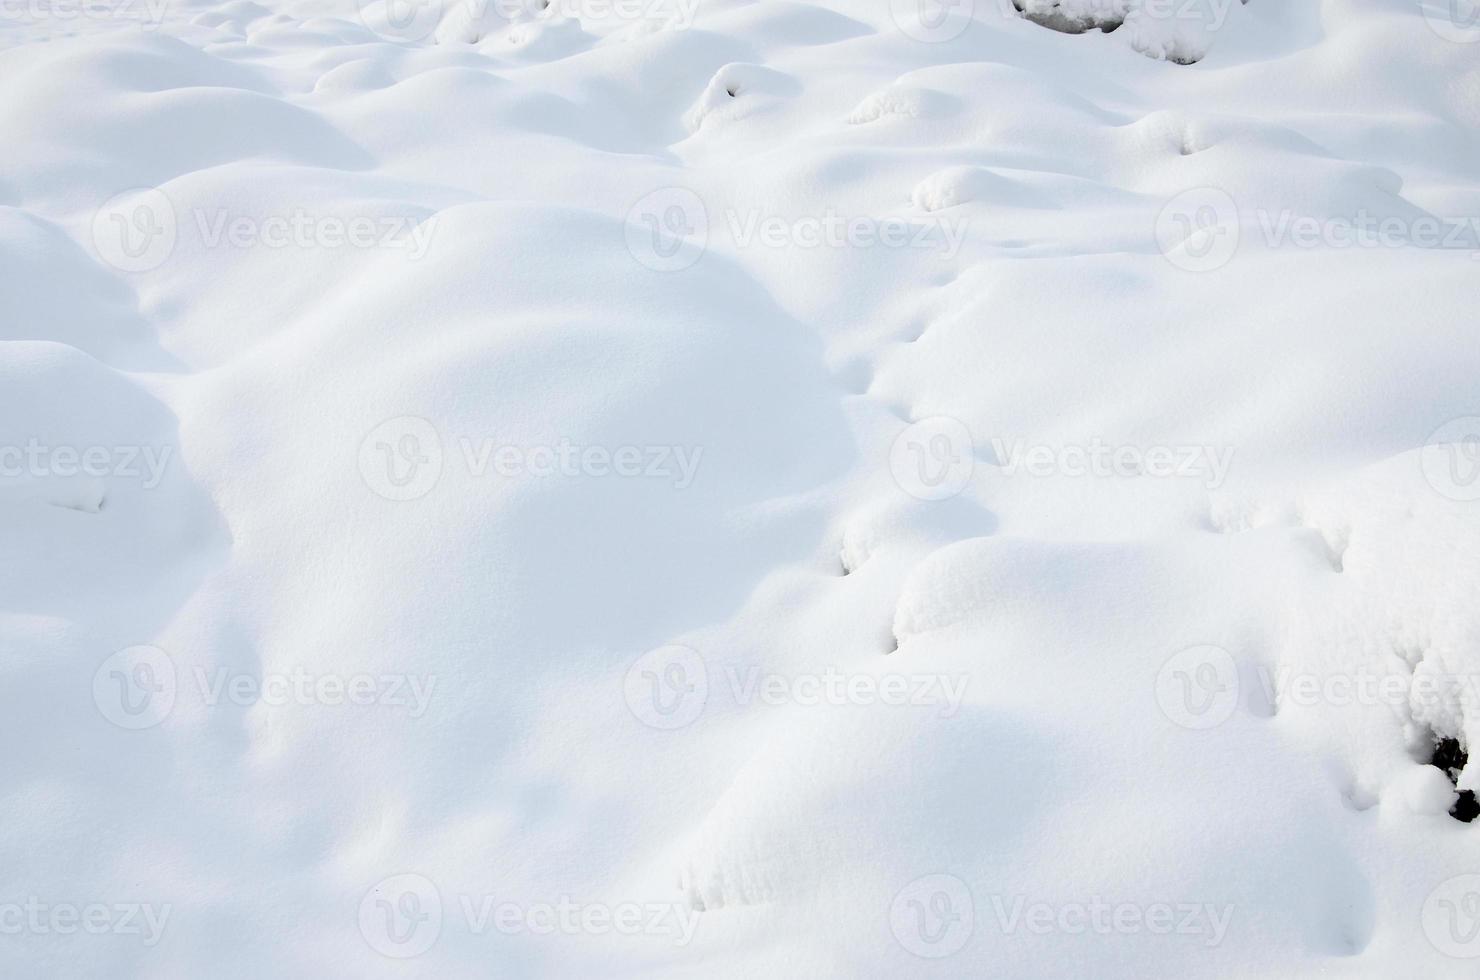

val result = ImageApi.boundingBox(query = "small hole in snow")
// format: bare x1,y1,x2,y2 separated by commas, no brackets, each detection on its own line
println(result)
1431,736,1477,823
725,86,737,98
1433,736,1465,780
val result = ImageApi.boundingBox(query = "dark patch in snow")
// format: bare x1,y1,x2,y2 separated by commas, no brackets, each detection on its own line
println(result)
1431,735,1477,823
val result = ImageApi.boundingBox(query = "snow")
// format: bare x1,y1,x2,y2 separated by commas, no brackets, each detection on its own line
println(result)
3,0,1480,975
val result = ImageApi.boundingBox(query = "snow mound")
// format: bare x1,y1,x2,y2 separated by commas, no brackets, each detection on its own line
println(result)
1015,0,1249,64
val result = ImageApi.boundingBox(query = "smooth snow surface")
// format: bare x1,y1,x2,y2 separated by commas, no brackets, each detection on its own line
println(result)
4,0,1480,976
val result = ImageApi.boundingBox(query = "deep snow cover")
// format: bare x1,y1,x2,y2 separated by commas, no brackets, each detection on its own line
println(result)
4,0,1480,975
